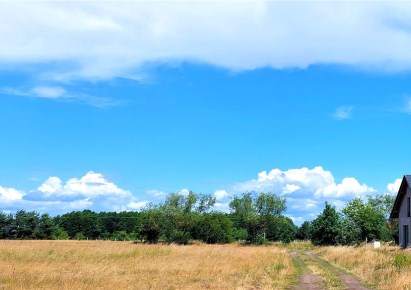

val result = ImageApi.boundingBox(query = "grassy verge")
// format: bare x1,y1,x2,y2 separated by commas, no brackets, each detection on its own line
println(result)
315,244,411,290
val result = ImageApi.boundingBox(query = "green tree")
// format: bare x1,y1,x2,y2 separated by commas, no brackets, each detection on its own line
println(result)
296,221,313,240
140,206,163,243
367,193,396,218
52,228,69,240
35,214,57,239
229,192,287,244
336,217,361,245
58,210,101,239
0,212,8,239
161,191,216,244
111,230,131,241
13,210,40,239
368,193,398,243
74,232,85,240
342,197,390,243
311,202,340,245
193,213,234,244
267,216,297,243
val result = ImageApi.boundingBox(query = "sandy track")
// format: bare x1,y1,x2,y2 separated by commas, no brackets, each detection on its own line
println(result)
290,251,371,290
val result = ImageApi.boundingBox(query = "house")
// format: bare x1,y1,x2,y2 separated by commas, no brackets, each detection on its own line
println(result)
390,175,411,248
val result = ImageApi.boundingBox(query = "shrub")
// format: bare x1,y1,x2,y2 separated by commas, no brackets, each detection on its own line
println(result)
393,253,411,271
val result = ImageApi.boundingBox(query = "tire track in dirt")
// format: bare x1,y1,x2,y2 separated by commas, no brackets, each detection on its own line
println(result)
290,251,371,290
290,251,322,290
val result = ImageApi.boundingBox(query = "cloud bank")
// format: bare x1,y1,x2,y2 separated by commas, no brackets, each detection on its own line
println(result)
0,168,401,225
0,171,148,214
1,1,411,83
216,166,383,223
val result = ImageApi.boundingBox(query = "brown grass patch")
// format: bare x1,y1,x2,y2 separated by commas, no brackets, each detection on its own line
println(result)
315,244,411,290
0,240,296,289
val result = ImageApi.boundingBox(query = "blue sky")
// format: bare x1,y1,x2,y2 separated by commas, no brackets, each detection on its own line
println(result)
1,1,411,224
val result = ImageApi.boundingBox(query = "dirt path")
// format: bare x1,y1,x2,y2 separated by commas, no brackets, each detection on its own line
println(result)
290,251,371,290
290,252,322,290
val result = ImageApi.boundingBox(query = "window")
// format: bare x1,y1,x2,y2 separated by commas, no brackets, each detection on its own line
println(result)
408,197,410,217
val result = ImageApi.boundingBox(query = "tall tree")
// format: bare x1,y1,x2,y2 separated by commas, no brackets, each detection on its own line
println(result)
229,192,287,243
342,197,390,243
296,221,313,240
311,202,340,245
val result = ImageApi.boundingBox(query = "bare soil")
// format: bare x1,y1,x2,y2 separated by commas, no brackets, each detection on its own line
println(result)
290,251,372,290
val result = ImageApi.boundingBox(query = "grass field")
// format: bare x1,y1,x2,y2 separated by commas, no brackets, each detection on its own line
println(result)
0,240,296,289
315,244,411,290
1,240,411,289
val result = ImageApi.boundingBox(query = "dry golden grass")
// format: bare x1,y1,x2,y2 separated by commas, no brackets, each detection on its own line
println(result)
315,244,411,290
0,240,296,289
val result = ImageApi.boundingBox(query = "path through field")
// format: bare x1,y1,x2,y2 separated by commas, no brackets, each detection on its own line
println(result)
290,251,371,290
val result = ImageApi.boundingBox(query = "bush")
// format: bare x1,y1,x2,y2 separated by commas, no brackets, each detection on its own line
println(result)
193,213,234,244
74,232,85,240
393,253,411,271
111,230,131,241
52,229,69,240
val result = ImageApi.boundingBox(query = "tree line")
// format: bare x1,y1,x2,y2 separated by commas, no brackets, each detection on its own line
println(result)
297,194,397,245
0,191,397,245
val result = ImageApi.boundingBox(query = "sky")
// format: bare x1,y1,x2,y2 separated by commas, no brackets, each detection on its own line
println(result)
1,1,411,225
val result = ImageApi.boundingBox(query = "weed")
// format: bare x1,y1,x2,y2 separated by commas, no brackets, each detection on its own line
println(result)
393,252,411,271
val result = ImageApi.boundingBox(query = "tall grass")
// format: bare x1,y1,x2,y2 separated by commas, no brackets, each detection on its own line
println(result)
0,240,296,289
315,244,411,290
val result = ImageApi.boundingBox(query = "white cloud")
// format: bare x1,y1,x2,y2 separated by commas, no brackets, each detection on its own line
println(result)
322,177,375,198
0,185,24,202
283,184,301,194
38,171,131,198
1,2,411,83
237,166,374,199
0,86,119,108
2,171,149,213
0,168,398,226
214,202,230,212
333,106,353,120
288,198,319,211
214,189,230,201
38,176,63,196
233,166,376,223
146,189,167,198
178,188,190,196
387,178,402,194
31,86,66,99
126,201,150,210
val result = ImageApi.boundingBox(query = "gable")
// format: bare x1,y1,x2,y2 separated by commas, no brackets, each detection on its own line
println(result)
390,175,411,218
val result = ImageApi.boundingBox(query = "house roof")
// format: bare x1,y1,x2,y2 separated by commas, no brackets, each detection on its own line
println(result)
390,175,411,218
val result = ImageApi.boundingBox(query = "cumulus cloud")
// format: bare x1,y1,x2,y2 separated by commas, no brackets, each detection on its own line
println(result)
235,166,374,198
0,171,148,214
38,171,131,198
333,106,353,120
0,168,399,225
387,178,402,194
0,185,24,202
214,189,230,201
1,1,411,84
233,166,376,223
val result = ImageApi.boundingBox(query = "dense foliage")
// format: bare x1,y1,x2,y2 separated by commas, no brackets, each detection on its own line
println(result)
308,194,396,246
0,192,397,246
